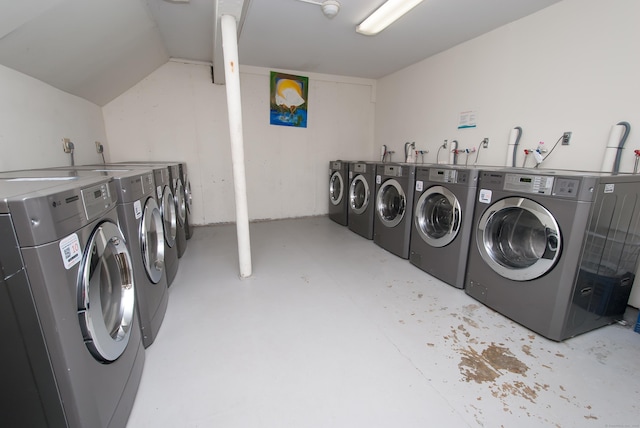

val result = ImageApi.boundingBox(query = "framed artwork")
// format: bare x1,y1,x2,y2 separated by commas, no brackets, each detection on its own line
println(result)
270,71,308,128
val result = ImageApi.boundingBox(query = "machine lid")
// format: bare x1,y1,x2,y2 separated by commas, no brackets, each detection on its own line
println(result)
78,220,135,362
414,185,461,248
329,171,344,205
376,178,406,228
476,196,561,281
141,197,165,284
349,174,370,215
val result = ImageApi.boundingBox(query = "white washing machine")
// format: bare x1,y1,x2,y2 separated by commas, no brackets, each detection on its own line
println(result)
347,161,377,240
329,160,349,226
409,165,479,288
373,163,416,259
0,176,144,427
465,169,640,341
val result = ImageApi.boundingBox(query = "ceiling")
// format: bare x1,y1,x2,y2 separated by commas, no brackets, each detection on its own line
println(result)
0,0,562,106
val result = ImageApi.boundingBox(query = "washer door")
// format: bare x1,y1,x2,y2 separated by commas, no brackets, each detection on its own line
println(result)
477,197,561,281
161,185,177,248
329,171,344,205
414,185,461,248
184,176,192,214
376,178,406,228
349,174,370,215
78,221,135,363
175,179,186,226
141,196,165,284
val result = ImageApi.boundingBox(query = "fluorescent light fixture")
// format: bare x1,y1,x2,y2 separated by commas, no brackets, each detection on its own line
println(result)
356,0,424,36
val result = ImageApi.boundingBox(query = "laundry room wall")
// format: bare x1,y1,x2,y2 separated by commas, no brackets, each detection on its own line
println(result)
0,65,108,171
102,61,376,225
375,0,640,172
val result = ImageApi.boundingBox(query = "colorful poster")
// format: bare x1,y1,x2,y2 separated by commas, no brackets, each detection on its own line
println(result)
270,72,308,128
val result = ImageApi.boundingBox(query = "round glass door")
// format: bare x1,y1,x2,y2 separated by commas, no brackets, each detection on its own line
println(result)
477,197,561,281
376,179,406,228
161,185,177,248
141,197,165,284
415,185,461,248
349,174,370,215
184,177,192,214
329,171,344,205
78,221,135,363
175,179,186,226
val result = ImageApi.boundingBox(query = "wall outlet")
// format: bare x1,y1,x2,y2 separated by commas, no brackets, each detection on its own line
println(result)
562,132,572,145
95,141,104,153
482,138,489,148
62,138,73,153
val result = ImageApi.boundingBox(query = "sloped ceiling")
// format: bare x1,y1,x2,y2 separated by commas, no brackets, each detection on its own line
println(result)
0,0,562,106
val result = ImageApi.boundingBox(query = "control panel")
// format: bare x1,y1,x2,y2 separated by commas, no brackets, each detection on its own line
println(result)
81,182,113,220
504,173,554,195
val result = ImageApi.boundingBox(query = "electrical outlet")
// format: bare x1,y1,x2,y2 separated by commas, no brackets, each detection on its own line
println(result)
95,141,104,153
562,132,572,145
482,138,489,148
62,138,73,153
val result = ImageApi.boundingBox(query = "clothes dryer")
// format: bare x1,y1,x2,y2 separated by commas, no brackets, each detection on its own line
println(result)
55,166,169,347
409,165,479,288
114,162,187,258
465,169,640,341
347,161,376,239
177,162,193,240
329,160,349,226
0,176,144,427
373,163,416,258
87,165,179,286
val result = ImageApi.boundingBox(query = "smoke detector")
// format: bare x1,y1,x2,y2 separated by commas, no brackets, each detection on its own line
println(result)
297,0,341,19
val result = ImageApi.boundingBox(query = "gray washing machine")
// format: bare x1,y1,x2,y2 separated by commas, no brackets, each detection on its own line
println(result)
347,161,377,240
0,176,144,427
177,162,193,240
83,165,179,286
409,165,479,288
115,162,187,258
329,160,349,226
373,163,416,258
465,169,640,341
48,166,169,348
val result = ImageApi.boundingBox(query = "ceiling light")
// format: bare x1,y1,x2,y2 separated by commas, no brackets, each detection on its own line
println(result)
356,0,424,36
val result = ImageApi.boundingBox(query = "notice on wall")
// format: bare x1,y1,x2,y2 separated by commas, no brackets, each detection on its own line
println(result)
458,111,477,129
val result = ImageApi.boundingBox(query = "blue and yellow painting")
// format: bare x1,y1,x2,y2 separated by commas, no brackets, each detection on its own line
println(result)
270,72,308,128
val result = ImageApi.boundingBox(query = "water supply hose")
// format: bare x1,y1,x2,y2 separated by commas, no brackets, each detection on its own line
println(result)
613,121,631,174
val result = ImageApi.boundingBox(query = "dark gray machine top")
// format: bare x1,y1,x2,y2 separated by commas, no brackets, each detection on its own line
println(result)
0,176,116,246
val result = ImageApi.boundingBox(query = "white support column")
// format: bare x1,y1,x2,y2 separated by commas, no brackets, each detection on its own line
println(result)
221,13,252,278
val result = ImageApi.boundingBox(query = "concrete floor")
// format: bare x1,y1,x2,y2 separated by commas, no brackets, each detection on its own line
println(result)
127,216,640,428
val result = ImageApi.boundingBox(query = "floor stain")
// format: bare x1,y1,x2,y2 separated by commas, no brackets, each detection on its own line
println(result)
462,316,479,329
522,344,535,357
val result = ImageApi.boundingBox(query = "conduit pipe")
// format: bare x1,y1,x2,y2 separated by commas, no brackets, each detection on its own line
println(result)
221,14,252,278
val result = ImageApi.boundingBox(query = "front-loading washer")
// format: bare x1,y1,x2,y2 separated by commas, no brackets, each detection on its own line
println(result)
84,165,179,286
465,169,640,341
347,161,377,239
114,162,187,258
373,163,416,259
177,162,193,240
42,166,169,348
409,165,479,288
0,176,144,427
329,160,349,226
